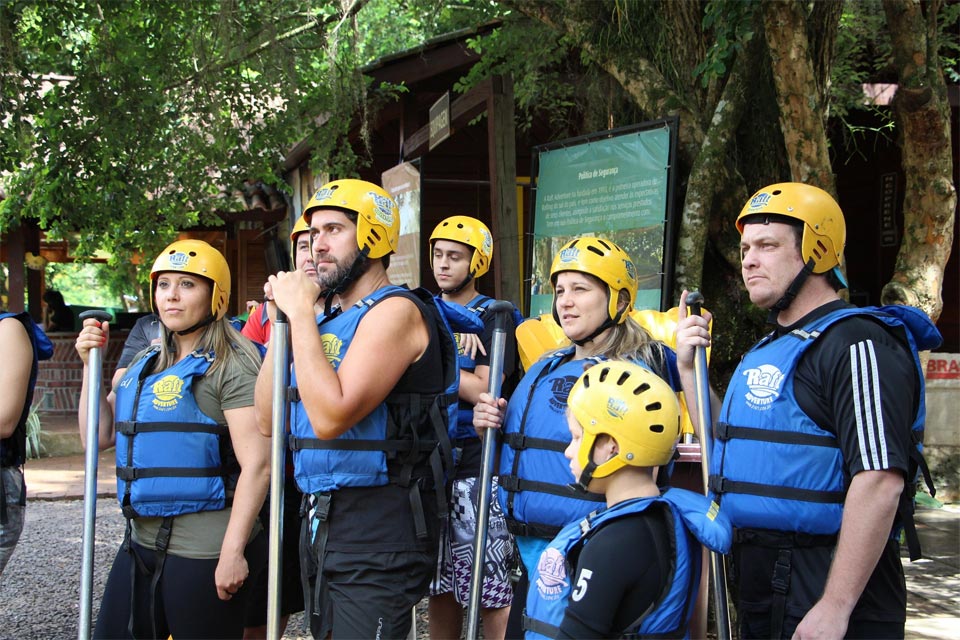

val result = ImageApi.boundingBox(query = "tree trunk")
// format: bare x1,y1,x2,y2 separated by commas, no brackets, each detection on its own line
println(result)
880,0,955,322
762,0,836,192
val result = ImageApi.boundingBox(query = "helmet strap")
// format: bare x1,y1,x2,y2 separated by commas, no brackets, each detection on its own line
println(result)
568,459,599,495
440,274,473,296
319,247,371,314
175,313,215,337
571,317,615,346
767,258,815,324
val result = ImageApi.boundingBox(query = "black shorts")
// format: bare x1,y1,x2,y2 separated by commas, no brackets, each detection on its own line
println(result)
244,479,305,626
309,548,436,639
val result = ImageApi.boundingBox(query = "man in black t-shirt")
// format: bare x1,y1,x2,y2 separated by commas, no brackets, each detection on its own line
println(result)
675,183,940,639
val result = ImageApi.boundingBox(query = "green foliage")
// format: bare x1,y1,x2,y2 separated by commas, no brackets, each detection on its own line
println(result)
25,403,44,460
694,0,756,88
456,18,579,133
829,0,892,121
46,262,129,308
939,1,960,83
0,0,344,262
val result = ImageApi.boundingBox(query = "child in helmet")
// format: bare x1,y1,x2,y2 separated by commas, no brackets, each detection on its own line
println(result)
524,361,731,639
473,235,683,638
76,239,269,639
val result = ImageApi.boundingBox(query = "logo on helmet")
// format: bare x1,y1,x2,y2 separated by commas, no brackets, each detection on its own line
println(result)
748,192,772,211
168,252,190,269
557,246,580,264
313,187,336,203
623,258,637,282
742,363,784,410
369,192,395,226
480,229,493,255
606,396,628,420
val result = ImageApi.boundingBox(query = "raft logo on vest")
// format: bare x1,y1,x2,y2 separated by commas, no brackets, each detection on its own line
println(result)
535,547,568,601
320,333,344,366
548,375,578,413
742,364,784,410
151,375,185,411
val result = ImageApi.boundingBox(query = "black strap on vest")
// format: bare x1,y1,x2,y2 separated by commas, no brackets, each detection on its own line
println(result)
123,516,174,639
708,475,845,505
710,422,845,506
902,437,936,561
770,548,792,640
715,422,838,448
115,420,229,436
300,492,332,637
501,432,568,453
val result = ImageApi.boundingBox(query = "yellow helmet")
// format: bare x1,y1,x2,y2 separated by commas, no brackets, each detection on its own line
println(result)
289,215,311,243
150,239,231,320
550,236,638,324
568,361,680,483
736,183,845,275
429,215,494,278
302,179,399,259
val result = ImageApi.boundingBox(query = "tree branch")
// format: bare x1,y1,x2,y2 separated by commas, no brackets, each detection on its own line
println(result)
164,0,371,93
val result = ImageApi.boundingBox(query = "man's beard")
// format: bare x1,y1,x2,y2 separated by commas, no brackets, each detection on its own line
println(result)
314,247,367,292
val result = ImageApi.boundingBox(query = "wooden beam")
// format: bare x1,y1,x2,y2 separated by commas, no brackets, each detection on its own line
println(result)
486,76,520,306
6,225,26,313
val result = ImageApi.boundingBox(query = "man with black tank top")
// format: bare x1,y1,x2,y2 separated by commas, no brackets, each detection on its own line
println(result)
255,179,458,639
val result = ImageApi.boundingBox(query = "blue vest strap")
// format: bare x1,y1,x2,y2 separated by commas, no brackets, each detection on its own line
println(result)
522,614,559,639
498,474,605,501
502,432,568,453
117,466,223,481
709,476,845,503
288,435,435,453
715,422,837,447
115,420,228,436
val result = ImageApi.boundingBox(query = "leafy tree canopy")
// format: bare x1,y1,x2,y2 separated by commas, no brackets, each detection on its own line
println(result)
0,0,501,266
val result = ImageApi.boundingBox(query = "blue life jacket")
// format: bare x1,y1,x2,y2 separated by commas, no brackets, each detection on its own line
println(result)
113,348,235,519
498,348,612,539
0,312,53,469
288,285,460,495
523,489,732,639
442,294,523,441
712,305,940,557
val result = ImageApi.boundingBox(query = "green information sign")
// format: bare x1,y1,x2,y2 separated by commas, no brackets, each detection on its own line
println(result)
529,121,677,317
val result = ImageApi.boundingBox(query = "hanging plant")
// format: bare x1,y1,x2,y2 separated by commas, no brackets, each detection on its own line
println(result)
25,404,45,460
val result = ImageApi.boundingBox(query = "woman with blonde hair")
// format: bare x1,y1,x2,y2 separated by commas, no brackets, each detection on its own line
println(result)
473,236,680,638
76,239,268,639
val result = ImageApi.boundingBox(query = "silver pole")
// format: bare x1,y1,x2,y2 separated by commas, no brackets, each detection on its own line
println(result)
267,309,290,640
465,301,513,640
685,291,732,640
77,310,113,640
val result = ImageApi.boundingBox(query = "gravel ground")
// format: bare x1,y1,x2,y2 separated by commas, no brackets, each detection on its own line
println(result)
0,500,433,640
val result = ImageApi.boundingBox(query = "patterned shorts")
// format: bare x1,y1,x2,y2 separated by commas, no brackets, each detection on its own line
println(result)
429,476,514,608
